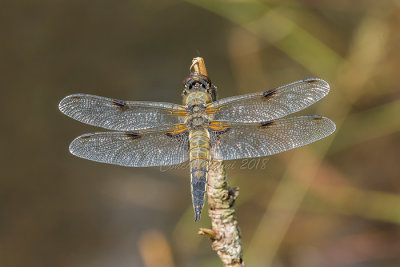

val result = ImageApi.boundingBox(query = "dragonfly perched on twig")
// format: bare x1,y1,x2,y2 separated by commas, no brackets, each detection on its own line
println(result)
59,58,335,221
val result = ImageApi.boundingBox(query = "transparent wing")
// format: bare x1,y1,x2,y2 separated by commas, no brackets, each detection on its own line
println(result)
207,78,330,122
69,127,189,167
59,94,186,131
210,115,335,160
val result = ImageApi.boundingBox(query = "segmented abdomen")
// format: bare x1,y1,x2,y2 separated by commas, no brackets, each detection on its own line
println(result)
189,128,210,221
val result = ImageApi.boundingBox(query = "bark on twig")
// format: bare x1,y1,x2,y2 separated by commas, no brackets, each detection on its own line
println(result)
199,160,244,267
191,57,244,266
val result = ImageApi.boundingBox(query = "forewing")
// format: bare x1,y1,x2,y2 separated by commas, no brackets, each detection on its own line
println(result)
69,127,189,167
208,78,330,122
59,94,186,131
210,116,335,160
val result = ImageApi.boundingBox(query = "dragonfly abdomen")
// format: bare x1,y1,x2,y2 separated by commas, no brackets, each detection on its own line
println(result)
189,128,210,221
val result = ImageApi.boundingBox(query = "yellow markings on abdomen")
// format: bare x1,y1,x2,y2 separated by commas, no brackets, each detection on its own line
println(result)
189,129,210,163
189,128,210,221
184,89,213,221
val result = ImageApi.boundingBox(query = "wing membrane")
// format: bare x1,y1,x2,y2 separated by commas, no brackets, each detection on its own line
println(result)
208,78,329,122
59,94,186,131
69,128,189,167
210,116,335,160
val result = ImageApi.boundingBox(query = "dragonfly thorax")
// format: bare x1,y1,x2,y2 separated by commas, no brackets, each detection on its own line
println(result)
189,115,208,128
185,104,210,129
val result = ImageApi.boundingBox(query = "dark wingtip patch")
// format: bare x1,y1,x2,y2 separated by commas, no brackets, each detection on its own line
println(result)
303,78,318,83
312,116,323,120
312,116,324,125
260,121,276,128
80,134,92,139
124,132,141,140
263,89,277,99
112,99,128,111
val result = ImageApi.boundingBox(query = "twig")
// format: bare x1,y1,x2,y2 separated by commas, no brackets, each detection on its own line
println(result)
199,160,244,267
190,57,208,76
191,57,244,266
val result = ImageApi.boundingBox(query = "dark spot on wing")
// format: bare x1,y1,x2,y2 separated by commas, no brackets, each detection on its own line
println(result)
112,99,129,111
260,121,276,128
303,78,318,83
124,132,141,140
212,127,231,138
165,131,188,139
223,127,232,133
263,89,277,99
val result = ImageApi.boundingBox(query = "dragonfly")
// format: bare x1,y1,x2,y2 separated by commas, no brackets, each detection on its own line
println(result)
59,59,335,221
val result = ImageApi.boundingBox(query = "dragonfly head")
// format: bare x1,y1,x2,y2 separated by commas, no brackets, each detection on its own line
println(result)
182,73,217,102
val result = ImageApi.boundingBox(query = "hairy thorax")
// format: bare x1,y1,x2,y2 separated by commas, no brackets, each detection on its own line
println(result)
184,91,213,130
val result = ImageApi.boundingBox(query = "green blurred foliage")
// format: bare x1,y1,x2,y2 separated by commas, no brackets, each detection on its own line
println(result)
1,0,399,266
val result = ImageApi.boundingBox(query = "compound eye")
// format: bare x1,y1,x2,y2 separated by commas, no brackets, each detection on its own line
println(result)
183,76,193,86
199,74,210,83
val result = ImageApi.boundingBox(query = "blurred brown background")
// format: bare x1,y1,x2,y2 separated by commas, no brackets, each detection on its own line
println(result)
1,0,400,266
